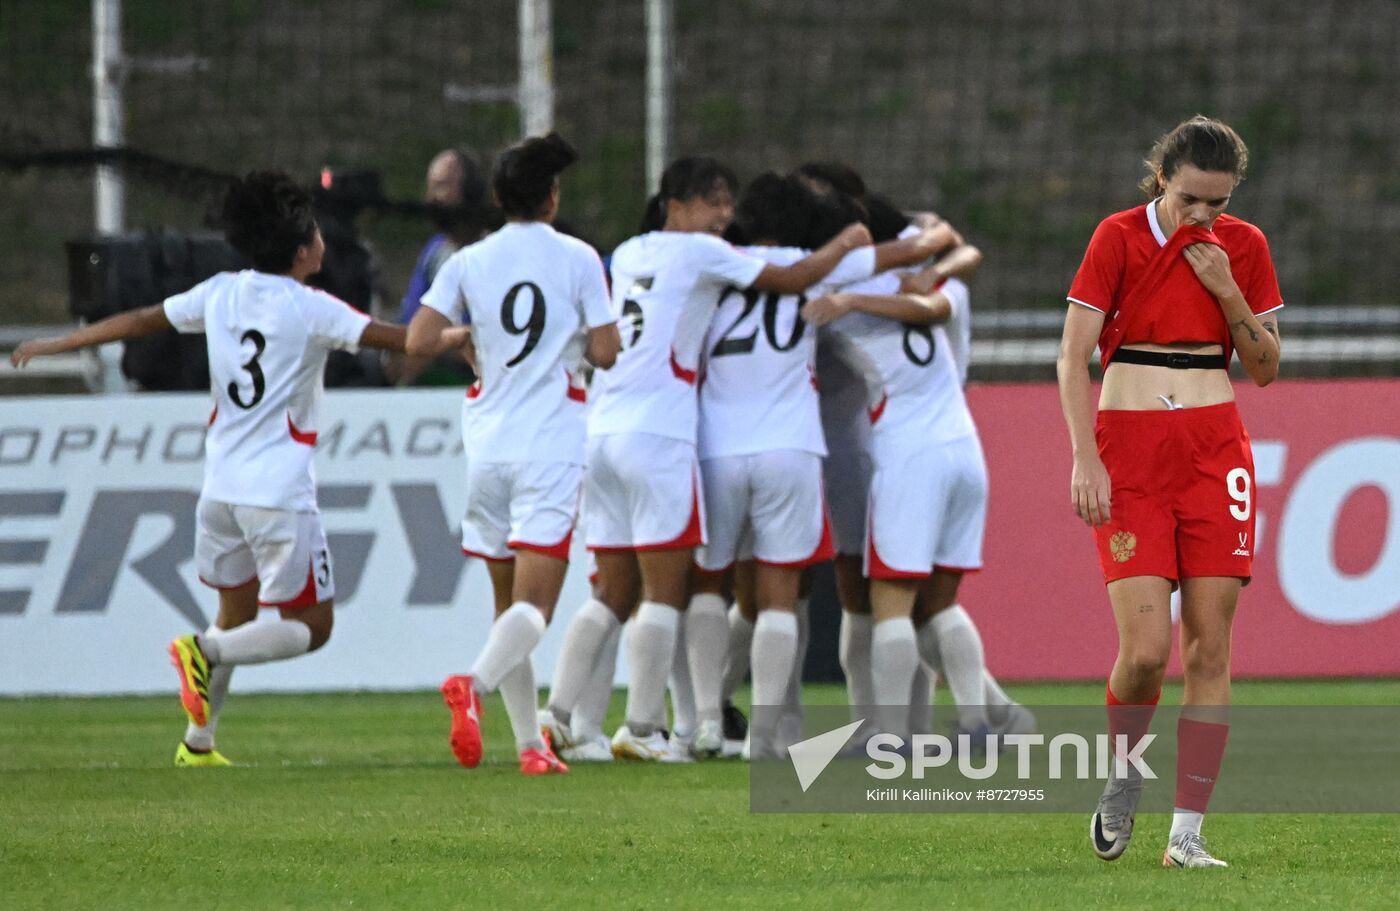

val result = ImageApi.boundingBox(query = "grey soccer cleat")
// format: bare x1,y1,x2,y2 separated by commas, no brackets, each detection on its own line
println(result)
1090,771,1144,861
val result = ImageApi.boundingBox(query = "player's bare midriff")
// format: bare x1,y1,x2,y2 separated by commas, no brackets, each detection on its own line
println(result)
1099,341,1234,411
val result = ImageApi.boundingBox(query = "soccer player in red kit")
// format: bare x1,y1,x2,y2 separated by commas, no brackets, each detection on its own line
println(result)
1057,116,1283,868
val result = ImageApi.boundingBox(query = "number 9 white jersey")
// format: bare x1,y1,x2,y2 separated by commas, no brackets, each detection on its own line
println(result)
421,222,615,465
163,270,370,513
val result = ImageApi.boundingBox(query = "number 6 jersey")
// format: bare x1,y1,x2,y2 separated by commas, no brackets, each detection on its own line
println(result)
164,270,371,513
421,221,615,464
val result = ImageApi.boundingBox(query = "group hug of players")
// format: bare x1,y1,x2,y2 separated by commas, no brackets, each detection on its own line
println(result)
407,136,1030,774
12,115,1282,869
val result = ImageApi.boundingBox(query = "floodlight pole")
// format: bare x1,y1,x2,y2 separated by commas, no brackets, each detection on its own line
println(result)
645,0,673,196
518,0,555,136
92,0,125,233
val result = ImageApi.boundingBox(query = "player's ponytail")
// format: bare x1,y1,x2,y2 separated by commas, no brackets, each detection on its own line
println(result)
1141,115,1249,198
638,194,666,233
493,131,578,219
221,170,317,273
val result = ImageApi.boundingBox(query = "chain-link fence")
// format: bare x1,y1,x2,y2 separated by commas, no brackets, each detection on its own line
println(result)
3,0,1398,378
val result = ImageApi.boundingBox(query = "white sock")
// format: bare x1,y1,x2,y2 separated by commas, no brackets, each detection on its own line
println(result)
776,599,810,750
185,625,233,751
839,612,874,721
1170,809,1204,839
932,605,990,730
914,619,942,674
471,601,546,694
750,610,799,752
872,617,918,741
499,658,545,752
624,601,680,735
984,671,1012,725
200,620,310,666
782,597,810,714
572,622,620,743
685,592,729,725
667,618,697,738
720,603,754,704
546,598,617,722
909,665,933,736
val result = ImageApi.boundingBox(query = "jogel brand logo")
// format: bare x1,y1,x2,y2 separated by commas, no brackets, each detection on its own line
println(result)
1232,533,1251,557
1109,531,1136,563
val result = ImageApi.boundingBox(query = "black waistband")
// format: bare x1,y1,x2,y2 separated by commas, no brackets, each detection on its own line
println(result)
1110,348,1227,370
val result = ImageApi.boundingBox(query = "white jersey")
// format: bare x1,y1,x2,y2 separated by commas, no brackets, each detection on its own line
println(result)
889,223,972,384
422,222,614,464
163,270,371,512
820,273,976,445
588,232,767,444
697,245,875,460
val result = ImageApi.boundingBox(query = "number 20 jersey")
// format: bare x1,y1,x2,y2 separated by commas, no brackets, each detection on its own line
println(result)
697,245,876,460
422,222,615,465
163,270,371,512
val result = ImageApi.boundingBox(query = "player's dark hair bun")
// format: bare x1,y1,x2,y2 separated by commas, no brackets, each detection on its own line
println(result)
736,173,816,248
657,157,739,205
221,170,317,273
494,132,578,219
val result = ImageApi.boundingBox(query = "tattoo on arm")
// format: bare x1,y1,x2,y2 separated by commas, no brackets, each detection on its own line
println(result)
1231,318,1260,343
1137,604,1154,614
1258,352,1271,365
1262,320,1278,339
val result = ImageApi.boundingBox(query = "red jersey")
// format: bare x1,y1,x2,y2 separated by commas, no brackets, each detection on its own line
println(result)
1067,201,1283,369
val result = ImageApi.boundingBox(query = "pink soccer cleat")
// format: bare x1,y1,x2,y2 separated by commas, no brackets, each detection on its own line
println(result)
441,675,484,768
519,743,569,776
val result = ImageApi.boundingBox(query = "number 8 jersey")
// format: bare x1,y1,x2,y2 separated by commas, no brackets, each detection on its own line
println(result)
421,222,614,464
164,270,371,512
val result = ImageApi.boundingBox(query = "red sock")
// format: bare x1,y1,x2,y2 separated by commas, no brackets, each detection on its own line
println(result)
1175,717,1230,812
1106,683,1160,763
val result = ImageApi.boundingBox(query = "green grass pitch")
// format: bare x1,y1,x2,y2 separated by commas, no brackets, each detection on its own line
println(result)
3,681,1398,909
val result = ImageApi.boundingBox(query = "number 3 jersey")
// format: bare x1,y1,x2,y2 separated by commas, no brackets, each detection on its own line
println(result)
421,221,614,464
164,270,371,513
697,245,876,460
819,273,976,446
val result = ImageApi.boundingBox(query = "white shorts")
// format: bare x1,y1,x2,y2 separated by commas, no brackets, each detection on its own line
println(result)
196,498,333,608
865,433,988,580
584,432,704,551
461,460,582,562
696,450,832,572
823,442,873,557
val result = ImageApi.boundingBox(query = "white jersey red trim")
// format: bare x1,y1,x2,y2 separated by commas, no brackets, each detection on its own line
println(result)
163,271,370,513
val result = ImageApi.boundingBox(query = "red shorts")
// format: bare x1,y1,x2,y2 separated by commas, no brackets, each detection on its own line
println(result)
1093,401,1255,585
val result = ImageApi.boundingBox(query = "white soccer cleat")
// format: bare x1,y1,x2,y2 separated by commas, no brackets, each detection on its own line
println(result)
1163,832,1229,868
691,719,723,759
538,708,575,752
660,731,696,764
992,703,1037,738
560,735,614,763
610,724,671,761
